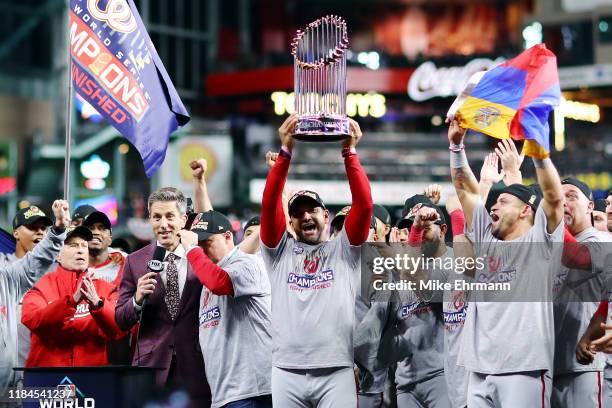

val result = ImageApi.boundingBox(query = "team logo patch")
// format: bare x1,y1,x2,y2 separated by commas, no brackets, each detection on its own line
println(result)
23,206,46,219
474,106,501,128
288,247,333,291
87,0,137,33
400,301,431,318
478,268,516,284
293,246,304,255
199,306,221,329
444,292,467,326
74,302,91,318
407,203,424,218
287,270,334,289
190,213,209,230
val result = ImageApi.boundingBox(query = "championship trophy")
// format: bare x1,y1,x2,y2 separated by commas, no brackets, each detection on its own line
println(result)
291,15,350,141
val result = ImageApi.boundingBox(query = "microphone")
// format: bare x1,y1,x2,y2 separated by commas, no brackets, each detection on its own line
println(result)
142,246,166,309
136,246,166,366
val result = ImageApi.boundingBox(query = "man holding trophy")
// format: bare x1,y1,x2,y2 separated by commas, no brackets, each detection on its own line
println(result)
260,110,372,407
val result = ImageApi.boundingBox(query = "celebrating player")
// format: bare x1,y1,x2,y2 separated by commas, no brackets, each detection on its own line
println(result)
448,118,565,408
260,114,373,408
184,211,273,408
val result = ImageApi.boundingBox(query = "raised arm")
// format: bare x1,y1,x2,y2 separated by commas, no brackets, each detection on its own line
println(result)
6,199,69,297
447,119,481,229
532,156,564,234
180,230,234,296
343,119,373,246
190,159,213,212
261,114,296,248
266,151,295,238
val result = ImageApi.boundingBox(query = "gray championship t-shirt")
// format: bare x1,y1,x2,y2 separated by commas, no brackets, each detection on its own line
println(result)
458,204,564,374
553,227,610,376
429,247,469,408
260,229,361,369
393,289,445,391
198,248,272,408
601,233,612,378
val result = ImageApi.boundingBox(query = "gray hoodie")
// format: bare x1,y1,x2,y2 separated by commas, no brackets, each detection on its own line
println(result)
0,228,65,392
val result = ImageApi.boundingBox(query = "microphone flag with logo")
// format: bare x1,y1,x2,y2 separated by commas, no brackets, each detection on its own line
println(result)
447,44,561,159
68,0,190,177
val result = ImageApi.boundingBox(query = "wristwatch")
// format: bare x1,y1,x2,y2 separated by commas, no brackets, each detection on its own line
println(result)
92,299,104,310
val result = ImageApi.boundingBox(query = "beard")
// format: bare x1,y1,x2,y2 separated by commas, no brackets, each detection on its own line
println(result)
422,239,439,258
491,224,504,240
298,231,322,245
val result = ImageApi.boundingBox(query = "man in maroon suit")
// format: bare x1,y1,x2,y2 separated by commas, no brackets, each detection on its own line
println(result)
115,187,211,406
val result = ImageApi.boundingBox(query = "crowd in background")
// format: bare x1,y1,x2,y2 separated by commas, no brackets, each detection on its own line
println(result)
0,115,611,408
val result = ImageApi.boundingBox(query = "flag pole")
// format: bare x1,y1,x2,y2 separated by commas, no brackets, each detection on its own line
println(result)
64,0,72,202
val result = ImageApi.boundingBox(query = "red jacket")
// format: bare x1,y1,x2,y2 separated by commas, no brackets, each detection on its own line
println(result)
22,265,124,367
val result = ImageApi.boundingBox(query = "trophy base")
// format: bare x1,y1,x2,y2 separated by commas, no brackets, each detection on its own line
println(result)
293,115,350,142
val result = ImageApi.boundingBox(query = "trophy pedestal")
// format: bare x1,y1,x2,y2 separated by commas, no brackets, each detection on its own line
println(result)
293,114,350,142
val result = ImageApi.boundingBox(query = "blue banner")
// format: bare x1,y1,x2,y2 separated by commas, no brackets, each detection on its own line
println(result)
69,0,189,177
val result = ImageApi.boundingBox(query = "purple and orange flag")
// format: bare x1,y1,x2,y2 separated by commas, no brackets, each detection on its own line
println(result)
447,44,561,158
69,0,189,177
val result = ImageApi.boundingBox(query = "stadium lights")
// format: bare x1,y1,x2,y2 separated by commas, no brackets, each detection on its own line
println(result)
357,51,380,70
271,91,386,118
554,98,600,151
522,22,543,50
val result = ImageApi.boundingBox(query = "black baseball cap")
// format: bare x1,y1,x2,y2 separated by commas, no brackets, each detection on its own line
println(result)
288,190,325,216
485,181,507,213
190,211,232,241
65,225,93,242
243,216,261,232
72,205,97,220
396,217,412,230
562,177,593,201
402,195,432,218
331,206,352,231
498,184,541,212
373,204,391,226
331,206,376,231
402,195,446,225
594,199,607,213
12,206,53,230
82,211,112,230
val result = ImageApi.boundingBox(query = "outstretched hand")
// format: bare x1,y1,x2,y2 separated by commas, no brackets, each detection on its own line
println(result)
190,159,208,181
52,200,71,230
447,117,467,145
278,114,297,151
480,153,503,185
265,151,278,169
495,138,524,176
424,184,442,204
343,118,363,149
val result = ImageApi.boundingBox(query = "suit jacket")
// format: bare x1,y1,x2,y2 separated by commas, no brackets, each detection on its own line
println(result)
115,243,210,405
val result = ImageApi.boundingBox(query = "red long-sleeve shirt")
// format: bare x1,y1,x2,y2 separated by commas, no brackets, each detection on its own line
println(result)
595,301,608,319
187,247,234,296
22,265,125,367
261,151,373,247
562,226,593,270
